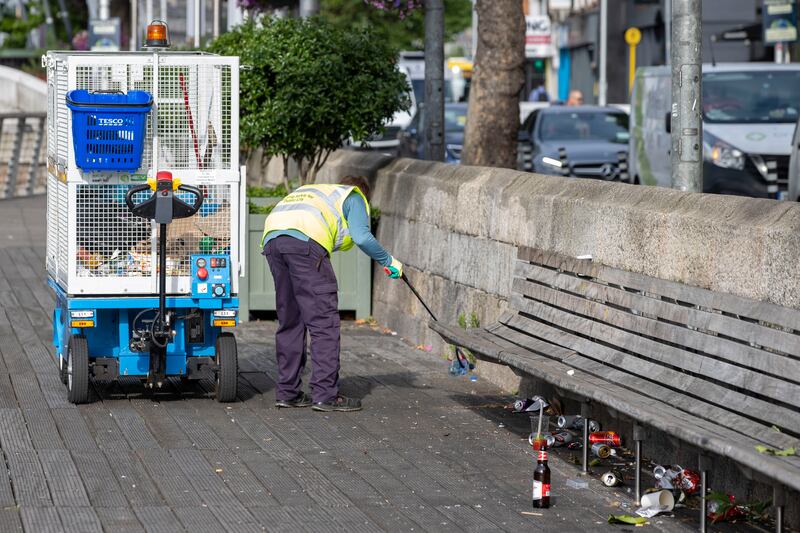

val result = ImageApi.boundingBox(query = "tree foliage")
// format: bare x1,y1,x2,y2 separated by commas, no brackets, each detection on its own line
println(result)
321,0,472,51
210,17,410,186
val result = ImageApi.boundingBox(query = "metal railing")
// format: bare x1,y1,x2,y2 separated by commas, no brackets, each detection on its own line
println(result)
0,112,47,200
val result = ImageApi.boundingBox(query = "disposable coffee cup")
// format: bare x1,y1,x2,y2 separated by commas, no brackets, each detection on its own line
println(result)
639,489,675,512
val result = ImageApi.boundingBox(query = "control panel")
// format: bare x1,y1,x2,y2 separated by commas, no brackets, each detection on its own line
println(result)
191,254,232,299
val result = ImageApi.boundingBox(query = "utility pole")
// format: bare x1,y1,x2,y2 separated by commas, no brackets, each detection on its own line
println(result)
424,0,445,162
300,0,319,17
598,0,607,106
670,0,702,192
664,0,671,64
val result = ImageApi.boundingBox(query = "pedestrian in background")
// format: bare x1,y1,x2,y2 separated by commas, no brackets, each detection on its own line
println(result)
262,176,403,412
566,90,584,106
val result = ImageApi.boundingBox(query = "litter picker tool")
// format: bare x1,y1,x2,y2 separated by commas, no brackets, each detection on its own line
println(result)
400,273,469,370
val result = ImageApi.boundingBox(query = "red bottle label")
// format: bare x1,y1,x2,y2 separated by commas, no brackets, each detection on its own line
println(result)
533,481,551,499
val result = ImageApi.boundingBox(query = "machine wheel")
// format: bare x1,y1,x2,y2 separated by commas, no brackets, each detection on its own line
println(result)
215,333,238,403
66,335,89,404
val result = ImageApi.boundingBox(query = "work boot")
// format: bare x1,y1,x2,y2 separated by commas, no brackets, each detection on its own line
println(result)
312,396,362,412
275,392,312,408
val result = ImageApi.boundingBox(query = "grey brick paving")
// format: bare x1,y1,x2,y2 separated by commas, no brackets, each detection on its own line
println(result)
0,195,762,532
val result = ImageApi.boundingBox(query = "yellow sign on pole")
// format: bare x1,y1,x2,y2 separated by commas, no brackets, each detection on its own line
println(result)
625,27,642,94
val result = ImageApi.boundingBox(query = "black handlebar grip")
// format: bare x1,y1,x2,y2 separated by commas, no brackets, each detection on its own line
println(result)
176,184,204,217
125,184,152,213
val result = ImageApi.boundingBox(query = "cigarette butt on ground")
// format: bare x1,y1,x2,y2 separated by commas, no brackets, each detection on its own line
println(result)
521,511,543,516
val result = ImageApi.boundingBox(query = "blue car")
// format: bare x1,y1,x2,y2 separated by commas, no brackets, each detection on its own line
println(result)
399,103,467,163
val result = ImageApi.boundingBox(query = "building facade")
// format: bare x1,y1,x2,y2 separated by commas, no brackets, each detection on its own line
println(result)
550,0,773,105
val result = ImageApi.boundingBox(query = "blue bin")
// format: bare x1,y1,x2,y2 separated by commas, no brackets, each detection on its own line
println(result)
66,90,153,172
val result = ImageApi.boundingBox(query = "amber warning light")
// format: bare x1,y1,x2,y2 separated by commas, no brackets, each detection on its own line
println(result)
144,20,170,48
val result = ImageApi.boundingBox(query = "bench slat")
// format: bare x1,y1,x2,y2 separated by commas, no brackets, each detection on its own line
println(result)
511,278,800,407
488,322,798,449
516,260,800,362
518,247,800,332
560,350,800,450
430,321,800,491
507,294,800,435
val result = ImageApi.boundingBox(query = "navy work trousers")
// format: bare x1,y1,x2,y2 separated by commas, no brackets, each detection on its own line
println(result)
263,236,340,403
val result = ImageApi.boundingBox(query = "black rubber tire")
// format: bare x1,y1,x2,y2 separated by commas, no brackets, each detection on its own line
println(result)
59,349,68,385
214,333,238,403
67,335,89,404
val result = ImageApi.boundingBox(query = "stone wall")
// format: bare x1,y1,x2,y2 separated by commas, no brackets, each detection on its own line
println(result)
316,150,800,389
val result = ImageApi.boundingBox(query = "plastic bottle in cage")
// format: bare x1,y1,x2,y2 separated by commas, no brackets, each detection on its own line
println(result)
532,450,551,509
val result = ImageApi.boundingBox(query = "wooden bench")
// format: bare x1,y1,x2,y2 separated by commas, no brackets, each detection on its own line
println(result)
430,246,800,532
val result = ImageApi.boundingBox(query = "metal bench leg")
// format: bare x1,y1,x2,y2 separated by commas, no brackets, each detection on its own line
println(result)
774,485,785,533
698,453,712,533
632,423,646,506
581,401,591,473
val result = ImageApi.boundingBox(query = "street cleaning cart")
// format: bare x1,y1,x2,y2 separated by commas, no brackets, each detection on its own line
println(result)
44,46,245,403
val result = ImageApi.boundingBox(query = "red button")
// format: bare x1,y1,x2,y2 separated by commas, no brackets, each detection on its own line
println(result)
197,267,208,280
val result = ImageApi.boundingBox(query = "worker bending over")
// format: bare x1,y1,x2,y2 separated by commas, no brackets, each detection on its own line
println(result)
262,176,403,412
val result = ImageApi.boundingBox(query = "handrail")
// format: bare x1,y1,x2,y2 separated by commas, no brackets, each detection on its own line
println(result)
0,111,47,200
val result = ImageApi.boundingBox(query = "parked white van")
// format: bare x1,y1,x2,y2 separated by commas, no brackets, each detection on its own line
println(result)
629,64,800,199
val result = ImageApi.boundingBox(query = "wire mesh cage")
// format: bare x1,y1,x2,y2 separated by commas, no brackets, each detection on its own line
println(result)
45,52,242,296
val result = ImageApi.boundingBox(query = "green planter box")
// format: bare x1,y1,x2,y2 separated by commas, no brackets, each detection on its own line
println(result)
240,198,372,321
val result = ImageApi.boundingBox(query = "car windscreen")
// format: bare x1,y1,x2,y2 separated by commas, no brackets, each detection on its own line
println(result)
703,71,800,123
445,107,467,132
538,111,629,143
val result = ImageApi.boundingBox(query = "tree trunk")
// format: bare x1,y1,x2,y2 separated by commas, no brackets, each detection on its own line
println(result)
461,0,525,169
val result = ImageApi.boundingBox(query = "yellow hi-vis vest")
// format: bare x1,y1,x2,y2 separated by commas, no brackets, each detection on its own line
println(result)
262,184,370,254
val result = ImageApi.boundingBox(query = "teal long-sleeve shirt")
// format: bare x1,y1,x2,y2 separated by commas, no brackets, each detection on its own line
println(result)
263,191,392,266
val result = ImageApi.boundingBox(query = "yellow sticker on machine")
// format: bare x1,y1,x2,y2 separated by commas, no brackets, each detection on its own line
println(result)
213,319,236,328
71,320,95,328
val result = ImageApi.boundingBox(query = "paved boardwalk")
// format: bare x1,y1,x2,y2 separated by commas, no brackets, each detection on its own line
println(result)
0,196,757,532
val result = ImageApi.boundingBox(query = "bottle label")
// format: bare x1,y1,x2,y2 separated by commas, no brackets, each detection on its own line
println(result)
537,451,548,461
532,481,551,499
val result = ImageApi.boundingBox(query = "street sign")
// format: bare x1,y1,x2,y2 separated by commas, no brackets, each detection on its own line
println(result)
762,0,798,44
625,27,641,95
624,27,642,46
525,15,553,58
89,17,121,51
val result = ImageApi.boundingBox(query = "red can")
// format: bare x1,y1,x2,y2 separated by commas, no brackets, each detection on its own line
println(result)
588,431,621,447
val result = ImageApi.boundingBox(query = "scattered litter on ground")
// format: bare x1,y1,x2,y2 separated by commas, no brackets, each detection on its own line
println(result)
635,490,675,518
602,471,623,487
415,344,433,351
589,458,602,467
566,478,588,489
653,465,700,494
566,369,575,376
520,511,543,517
608,514,647,525
469,375,478,382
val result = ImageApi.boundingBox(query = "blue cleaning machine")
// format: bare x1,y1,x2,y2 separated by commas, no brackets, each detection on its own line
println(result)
50,173,239,404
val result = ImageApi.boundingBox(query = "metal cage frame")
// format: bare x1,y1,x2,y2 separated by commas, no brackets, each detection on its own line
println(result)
45,51,245,296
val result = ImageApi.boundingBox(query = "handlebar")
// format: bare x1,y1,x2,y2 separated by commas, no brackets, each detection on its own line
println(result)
125,181,205,222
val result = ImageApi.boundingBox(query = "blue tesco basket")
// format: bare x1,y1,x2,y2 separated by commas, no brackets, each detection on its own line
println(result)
66,89,153,172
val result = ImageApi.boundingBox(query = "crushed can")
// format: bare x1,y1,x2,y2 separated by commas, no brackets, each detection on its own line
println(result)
513,396,549,413
601,470,623,487
588,431,621,447
557,415,600,433
591,443,612,459
545,430,573,448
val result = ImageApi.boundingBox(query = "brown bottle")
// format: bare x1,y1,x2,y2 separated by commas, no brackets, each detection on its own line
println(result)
532,450,551,508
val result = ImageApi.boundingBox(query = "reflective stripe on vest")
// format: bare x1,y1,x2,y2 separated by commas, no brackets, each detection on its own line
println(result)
262,184,370,254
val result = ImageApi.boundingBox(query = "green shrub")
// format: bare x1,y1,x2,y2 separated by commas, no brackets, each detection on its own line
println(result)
210,17,410,188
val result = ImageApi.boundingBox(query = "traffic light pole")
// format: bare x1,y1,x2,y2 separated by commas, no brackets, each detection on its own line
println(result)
670,0,703,192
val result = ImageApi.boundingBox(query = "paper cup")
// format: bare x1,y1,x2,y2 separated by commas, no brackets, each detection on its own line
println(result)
639,490,675,512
